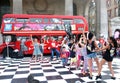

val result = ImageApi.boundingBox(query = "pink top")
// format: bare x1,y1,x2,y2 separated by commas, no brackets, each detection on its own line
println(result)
75,44,82,56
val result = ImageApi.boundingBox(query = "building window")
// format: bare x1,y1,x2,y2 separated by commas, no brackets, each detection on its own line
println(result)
106,0,111,8
108,10,111,18
114,0,119,5
115,7,118,16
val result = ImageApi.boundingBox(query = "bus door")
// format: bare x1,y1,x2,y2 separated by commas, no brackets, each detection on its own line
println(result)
19,37,33,55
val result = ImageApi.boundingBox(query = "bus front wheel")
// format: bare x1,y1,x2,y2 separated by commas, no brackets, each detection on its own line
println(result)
2,47,14,58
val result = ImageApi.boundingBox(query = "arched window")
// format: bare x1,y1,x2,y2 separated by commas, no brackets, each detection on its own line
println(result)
106,0,112,8
114,0,119,5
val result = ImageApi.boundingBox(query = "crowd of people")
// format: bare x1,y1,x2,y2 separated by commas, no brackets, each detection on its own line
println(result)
30,29,120,81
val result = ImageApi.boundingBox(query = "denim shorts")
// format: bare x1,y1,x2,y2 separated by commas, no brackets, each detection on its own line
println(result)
87,53,97,59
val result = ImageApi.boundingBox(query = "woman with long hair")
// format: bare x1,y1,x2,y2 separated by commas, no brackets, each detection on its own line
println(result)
86,32,99,79
96,37,117,80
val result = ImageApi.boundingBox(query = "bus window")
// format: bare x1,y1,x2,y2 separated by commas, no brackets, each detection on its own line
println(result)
4,18,15,23
3,35,12,43
51,36,63,42
55,24,64,30
43,18,49,23
74,19,84,23
57,36,63,41
62,19,73,24
16,18,29,23
4,24,12,31
50,18,61,23
3,35,16,43
30,18,42,23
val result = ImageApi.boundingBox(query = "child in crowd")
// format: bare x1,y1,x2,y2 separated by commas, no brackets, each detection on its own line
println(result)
61,39,70,57
75,41,82,69
96,37,117,80
31,36,43,62
69,45,77,70
79,34,88,75
80,31,99,75
60,47,68,67
39,39,44,62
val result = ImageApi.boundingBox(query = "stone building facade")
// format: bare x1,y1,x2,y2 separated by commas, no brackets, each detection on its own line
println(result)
107,0,119,18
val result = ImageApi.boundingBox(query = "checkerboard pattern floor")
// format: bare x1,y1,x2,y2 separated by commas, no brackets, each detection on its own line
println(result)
0,57,120,83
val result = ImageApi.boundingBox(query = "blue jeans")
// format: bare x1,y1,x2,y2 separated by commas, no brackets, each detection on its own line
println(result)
51,48,60,59
61,58,67,66
87,53,97,59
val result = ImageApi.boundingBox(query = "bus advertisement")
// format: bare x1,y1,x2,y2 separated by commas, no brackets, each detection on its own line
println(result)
0,14,88,58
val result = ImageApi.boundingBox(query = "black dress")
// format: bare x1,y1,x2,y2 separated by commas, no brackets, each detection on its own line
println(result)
103,44,116,62
70,51,76,58
86,41,95,54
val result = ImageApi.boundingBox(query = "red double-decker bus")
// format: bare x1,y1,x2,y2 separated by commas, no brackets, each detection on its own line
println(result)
0,14,88,58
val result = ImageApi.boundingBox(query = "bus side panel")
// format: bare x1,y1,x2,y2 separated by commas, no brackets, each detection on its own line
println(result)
44,40,51,54
76,24,88,32
43,39,62,54
0,42,16,54
0,43,6,54
76,24,84,31
24,40,34,55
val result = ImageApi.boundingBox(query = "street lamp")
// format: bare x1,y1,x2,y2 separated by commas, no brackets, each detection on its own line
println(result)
5,38,11,60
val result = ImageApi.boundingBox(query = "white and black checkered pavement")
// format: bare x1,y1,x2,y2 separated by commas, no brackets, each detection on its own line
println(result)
0,56,120,83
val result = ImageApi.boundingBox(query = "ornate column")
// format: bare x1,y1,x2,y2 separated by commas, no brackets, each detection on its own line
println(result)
118,0,120,16
96,0,108,39
88,0,96,34
13,0,22,14
95,0,100,38
65,0,73,15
